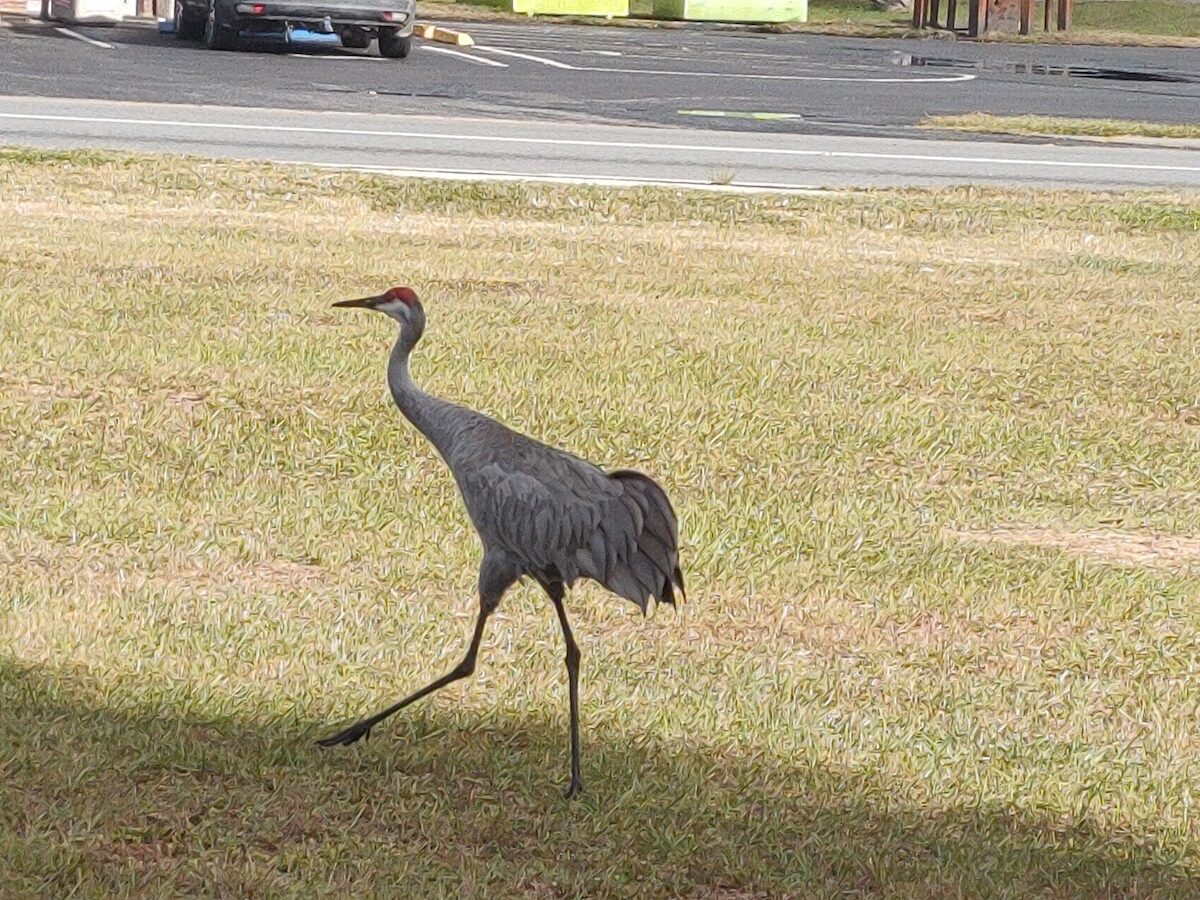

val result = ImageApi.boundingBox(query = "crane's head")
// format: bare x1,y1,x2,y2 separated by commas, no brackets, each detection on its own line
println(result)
331,285,424,338
332,286,422,326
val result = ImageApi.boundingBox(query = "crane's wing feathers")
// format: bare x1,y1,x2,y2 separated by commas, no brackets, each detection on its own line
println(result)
457,439,684,613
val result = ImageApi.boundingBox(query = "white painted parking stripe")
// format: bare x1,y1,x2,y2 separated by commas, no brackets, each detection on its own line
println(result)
475,46,576,68
581,63,975,83
679,109,805,121
477,43,797,65
3,111,1199,175
468,45,975,83
421,45,508,67
54,27,114,49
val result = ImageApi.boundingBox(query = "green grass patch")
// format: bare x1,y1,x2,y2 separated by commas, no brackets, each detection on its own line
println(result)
3,147,1200,896
922,113,1200,139
1075,0,1200,36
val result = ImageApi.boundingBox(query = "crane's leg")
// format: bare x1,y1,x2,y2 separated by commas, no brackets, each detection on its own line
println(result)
317,555,517,748
544,580,584,799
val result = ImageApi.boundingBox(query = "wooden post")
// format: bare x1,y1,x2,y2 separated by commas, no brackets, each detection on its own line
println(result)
967,0,987,34
1043,0,1051,29
930,0,940,27
946,0,957,29
1056,0,1071,29
912,0,926,28
1018,0,1030,33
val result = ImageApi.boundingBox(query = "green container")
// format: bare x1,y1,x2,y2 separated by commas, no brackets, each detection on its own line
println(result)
512,0,628,15
652,0,805,21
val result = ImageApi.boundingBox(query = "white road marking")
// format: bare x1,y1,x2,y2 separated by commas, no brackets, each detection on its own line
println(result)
679,109,805,121
54,27,114,48
470,45,975,83
474,39,805,64
3,110,1199,175
581,63,975,83
481,43,789,65
421,45,508,67
475,46,575,69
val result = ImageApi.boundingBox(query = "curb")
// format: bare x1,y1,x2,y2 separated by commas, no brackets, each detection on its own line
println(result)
415,22,473,44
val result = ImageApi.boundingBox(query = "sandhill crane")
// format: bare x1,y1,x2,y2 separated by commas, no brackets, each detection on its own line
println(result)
318,286,685,799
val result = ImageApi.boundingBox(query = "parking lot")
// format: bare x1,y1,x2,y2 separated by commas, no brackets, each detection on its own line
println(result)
3,14,1199,133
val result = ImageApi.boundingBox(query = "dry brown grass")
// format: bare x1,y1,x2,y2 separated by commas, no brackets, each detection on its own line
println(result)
924,114,1200,141
950,526,1200,570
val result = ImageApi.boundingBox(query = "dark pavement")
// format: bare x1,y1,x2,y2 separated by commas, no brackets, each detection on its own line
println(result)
1,16,1198,137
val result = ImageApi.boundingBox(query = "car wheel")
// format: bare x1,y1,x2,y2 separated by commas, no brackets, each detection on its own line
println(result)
203,0,237,49
377,29,410,59
175,0,204,39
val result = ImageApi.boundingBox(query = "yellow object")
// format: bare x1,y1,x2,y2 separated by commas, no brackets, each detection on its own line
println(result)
415,23,475,44
652,0,805,21
511,0,628,16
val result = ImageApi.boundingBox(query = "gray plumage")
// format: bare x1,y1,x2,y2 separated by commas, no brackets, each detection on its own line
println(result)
318,285,685,799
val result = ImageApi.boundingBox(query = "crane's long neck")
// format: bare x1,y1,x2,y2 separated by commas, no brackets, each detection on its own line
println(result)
386,322,460,461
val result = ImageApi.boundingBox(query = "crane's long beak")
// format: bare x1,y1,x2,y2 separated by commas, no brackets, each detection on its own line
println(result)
332,295,380,309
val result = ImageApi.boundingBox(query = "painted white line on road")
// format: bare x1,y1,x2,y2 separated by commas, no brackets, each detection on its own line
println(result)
54,27,113,48
421,45,508,67
476,40,813,65
580,63,975,83
3,110,1199,175
679,109,805,121
470,45,974,83
475,46,575,69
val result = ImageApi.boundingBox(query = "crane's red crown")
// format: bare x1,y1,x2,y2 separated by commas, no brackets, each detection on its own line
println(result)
384,286,418,306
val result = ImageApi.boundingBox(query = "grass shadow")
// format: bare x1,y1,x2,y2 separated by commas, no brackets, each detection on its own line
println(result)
1,658,1196,896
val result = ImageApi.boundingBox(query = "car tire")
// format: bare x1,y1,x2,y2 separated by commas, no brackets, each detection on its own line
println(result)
377,29,410,59
175,0,204,38
203,0,237,50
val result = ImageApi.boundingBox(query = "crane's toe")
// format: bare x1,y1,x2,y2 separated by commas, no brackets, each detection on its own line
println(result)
562,778,584,800
316,721,372,747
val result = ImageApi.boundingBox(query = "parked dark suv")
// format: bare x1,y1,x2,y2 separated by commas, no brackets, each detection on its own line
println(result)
172,0,415,57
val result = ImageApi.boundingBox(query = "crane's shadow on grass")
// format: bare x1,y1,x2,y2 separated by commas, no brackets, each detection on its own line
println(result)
2,657,1196,896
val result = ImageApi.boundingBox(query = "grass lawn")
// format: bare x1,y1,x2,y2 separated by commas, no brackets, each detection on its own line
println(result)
3,148,1200,896
922,113,1200,140
1074,0,1200,36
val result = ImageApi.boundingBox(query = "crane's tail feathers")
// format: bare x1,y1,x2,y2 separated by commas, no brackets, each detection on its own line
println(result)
606,469,686,613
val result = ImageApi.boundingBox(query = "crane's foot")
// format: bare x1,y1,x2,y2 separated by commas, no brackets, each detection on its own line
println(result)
316,720,373,747
562,777,584,800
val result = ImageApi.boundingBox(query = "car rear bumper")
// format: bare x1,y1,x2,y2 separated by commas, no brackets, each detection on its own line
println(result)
232,2,413,31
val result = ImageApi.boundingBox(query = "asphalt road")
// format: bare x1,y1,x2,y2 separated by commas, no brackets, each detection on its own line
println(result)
4,93,1198,189
1,16,1198,189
